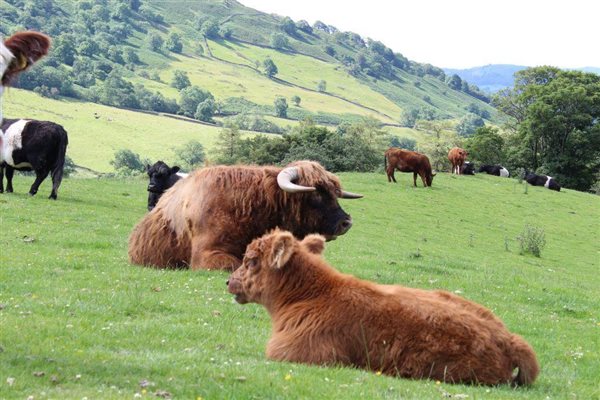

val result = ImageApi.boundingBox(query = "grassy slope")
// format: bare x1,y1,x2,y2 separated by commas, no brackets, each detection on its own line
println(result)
2,89,263,173
1,172,598,399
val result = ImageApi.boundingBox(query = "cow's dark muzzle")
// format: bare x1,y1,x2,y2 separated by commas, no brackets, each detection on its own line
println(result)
335,216,353,237
147,184,160,193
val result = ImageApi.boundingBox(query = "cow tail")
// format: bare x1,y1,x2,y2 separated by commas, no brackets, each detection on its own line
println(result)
51,126,69,184
384,154,387,170
510,334,539,386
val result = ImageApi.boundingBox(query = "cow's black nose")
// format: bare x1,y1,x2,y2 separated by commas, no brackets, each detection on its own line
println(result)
337,218,352,235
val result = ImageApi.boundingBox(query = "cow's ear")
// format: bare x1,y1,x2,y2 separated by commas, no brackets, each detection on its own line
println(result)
171,166,180,174
267,231,295,269
301,234,326,255
145,164,151,172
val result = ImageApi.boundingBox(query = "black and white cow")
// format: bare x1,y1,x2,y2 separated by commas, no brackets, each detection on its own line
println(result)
146,161,188,211
524,171,561,192
1,119,69,199
460,161,476,175
479,164,510,177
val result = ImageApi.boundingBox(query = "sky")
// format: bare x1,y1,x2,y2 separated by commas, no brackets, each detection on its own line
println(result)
240,0,599,69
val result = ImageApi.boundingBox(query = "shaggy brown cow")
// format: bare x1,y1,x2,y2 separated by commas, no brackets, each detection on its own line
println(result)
384,147,435,187
128,161,362,270
228,229,539,386
448,147,468,174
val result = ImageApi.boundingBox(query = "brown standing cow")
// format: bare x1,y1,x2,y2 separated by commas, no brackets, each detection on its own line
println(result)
228,229,540,386
448,147,468,174
384,147,435,187
128,161,362,271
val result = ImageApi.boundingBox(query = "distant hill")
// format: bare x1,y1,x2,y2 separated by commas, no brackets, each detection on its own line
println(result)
445,64,600,93
444,65,526,93
2,0,500,128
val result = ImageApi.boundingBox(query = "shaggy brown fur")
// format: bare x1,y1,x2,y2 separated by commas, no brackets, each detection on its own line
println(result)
2,31,51,85
448,147,469,175
228,230,540,386
128,161,357,270
384,147,435,187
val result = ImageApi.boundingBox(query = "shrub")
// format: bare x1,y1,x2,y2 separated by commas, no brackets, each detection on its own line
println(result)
110,149,146,176
173,140,205,171
516,224,546,257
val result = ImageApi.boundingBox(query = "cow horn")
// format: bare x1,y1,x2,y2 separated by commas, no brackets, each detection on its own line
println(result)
277,167,316,193
340,190,363,199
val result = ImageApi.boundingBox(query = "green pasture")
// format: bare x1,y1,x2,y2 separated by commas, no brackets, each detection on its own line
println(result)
1,172,598,399
2,90,263,173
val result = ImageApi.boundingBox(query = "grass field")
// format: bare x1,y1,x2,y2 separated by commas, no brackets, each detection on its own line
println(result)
1,172,598,399
2,90,264,173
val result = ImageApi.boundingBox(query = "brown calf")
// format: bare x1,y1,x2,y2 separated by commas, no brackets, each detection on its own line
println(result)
448,147,468,174
228,229,539,386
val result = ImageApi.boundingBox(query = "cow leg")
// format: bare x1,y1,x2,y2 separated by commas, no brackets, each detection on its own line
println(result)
386,166,396,183
5,166,15,193
413,172,418,187
28,169,50,197
49,166,64,200
190,236,242,271
420,173,428,187
0,165,4,193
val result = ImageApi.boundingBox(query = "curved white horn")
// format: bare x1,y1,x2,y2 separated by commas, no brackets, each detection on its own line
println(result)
340,190,363,199
277,167,316,193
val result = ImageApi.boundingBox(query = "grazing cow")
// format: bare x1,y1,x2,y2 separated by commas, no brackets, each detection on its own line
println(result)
146,161,188,211
228,229,540,386
0,119,68,199
448,147,468,175
524,171,561,191
128,161,362,270
384,147,435,187
479,164,510,177
460,161,475,175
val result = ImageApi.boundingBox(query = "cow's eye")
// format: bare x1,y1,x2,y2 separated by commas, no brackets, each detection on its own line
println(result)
246,259,258,269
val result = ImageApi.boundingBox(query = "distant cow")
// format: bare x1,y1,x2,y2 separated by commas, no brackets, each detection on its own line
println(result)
524,171,561,191
479,164,509,177
227,229,539,386
129,161,362,270
384,148,435,187
146,161,188,211
460,161,475,175
1,119,68,199
448,147,468,175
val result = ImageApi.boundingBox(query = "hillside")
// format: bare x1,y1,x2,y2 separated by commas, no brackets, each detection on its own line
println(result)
1,0,501,129
1,172,598,399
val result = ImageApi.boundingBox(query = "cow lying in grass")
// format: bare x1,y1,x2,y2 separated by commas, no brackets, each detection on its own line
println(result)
479,164,510,177
228,229,539,386
524,171,561,191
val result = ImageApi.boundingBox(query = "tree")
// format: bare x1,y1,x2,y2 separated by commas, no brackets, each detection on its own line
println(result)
200,19,220,38
446,74,462,90
291,95,301,106
281,17,296,35
194,98,216,122
399,108,419,128
274,97,288,118
215,123,242,164
465,126,505,165
166,32,183,53
317,80,326,92
173,140,206,170
179,86,214,117
390,136,417,151
110,149,145,175
99,70,139,108
148,33,163,52
129,0,141,11
124,48,140,65
53,34,76,66
171,70,191,90
455,113,485,136
270,33,289,49
262,58,278,78
493,67,600,190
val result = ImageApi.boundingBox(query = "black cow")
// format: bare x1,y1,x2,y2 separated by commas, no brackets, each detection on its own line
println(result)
146,161,188,211
0,119,68,199
479,164,510,177
460,161,476,175
524,171,561,192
